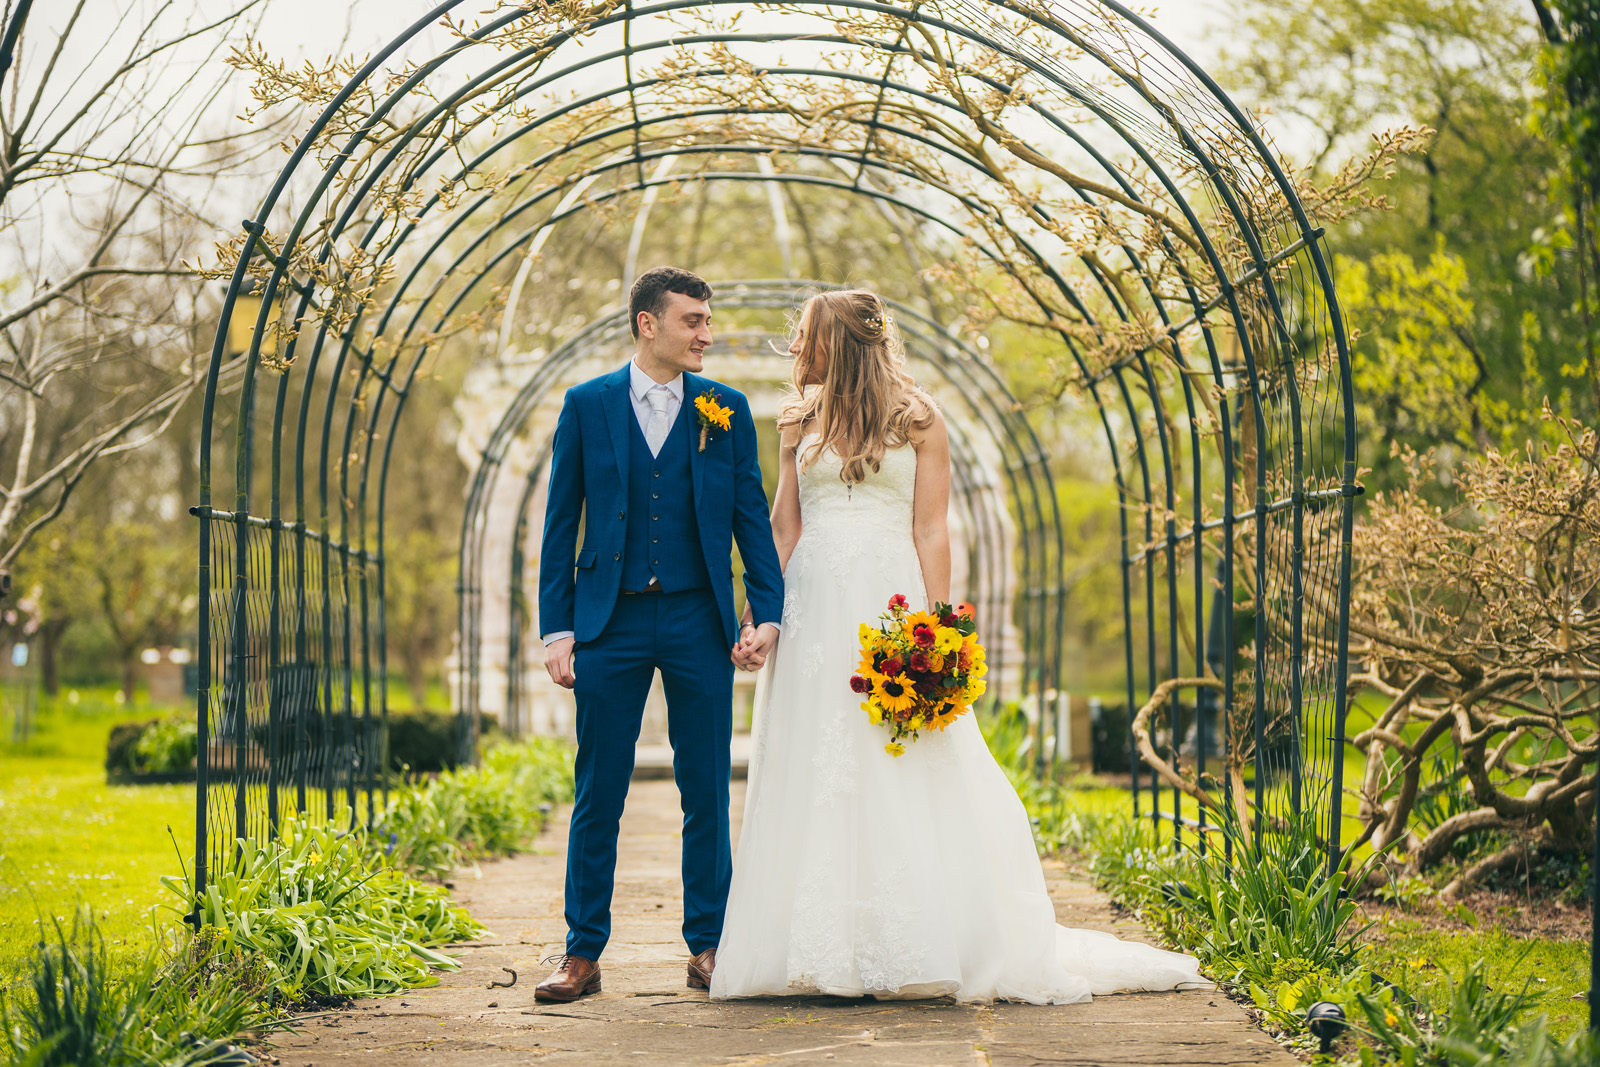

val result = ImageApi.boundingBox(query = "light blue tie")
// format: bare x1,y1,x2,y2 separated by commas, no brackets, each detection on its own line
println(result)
644,385,672,456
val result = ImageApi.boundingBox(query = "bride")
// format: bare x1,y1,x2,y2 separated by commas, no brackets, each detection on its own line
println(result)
711,288,1206,1004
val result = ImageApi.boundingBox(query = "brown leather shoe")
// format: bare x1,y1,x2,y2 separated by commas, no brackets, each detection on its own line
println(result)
687,947,716,990
535,954,602,1002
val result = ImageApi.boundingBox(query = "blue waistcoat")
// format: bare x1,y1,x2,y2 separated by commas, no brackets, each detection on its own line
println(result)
620,407,711,593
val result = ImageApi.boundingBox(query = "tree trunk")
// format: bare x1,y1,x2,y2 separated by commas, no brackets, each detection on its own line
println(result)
405,648,427,708
122,656,139,703
38,617,67,696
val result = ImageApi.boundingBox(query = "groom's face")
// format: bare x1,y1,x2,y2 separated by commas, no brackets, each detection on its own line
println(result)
643,291,713,374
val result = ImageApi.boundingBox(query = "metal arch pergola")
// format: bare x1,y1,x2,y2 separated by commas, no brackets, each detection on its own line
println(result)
192,0,1361,902
461,281,1060,752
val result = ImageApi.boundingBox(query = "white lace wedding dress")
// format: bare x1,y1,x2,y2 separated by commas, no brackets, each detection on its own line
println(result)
710,434,1207,1004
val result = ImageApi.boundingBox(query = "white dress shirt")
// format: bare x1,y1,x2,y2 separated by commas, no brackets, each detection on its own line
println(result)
629,359,684,447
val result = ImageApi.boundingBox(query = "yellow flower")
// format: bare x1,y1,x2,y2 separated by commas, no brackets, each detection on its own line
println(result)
858,622,876,643
961,678,987,704
903,609,940,634
925,651,945,673
909,714,925,730
874,675,917,713
1384,1009,1398,1027
694,393,732,430
862,700,884,724
884,742,905,757
934,626,963,655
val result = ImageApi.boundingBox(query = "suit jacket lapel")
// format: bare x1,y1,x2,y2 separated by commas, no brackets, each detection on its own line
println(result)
601,366,631,488
685,372,705,508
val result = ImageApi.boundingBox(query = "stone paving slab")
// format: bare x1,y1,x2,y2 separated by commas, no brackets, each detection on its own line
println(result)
266,779,1294,1067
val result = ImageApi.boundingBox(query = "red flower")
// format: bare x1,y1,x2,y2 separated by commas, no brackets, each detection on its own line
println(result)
939,611,957,627
912,624,936,648
849,674,873,694
888,593,909,611
908,650,931,673
880,657,903,678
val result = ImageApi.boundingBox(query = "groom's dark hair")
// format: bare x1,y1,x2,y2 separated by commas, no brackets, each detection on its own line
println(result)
629,266,713,340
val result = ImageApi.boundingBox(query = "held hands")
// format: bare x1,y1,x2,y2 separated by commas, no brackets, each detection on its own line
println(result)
544,636,577,689
731,622,779,671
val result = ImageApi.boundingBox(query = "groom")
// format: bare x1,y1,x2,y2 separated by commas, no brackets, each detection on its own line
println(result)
535,266,785,1002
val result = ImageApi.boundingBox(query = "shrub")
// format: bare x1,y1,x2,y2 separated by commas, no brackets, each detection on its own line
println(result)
0,910,142,1067
132,718,198,774
171,816,485,1000
384,709,500,775
0,909,274,1067
375,737,574,879
104,717,199,777
103,720,156,776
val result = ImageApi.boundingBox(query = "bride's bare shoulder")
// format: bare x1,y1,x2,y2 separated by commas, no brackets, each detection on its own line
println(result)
906,393,946,449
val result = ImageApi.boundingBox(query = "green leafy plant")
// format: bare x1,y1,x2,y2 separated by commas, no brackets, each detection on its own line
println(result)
131,719,198,775
1350,958,1549,1066
167,816,485,1000
0,909,274,1067
375,737,574,879
0,910,142,1067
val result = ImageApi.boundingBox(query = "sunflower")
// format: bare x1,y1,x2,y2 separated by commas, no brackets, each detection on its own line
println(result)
960,634,988,675
693,392,733,430
903,609,941,634
874,675,917,713
857,647,881,677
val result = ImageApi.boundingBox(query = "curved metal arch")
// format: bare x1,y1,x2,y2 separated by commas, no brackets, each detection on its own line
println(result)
228,36,1242,738
193,0,1359,898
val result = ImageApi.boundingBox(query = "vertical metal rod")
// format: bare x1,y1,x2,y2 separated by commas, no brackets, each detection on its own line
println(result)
340,542,356,821
193,508,212,907
1252,483,1269,854
1592,730,1598,1032
267,518,281,835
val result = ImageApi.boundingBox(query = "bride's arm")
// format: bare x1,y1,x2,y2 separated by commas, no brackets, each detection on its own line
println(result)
740,425,804,628
770,424,804,570
910,409,952,606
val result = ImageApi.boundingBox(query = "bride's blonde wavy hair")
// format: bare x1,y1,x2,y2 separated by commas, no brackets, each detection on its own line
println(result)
777,289,935,484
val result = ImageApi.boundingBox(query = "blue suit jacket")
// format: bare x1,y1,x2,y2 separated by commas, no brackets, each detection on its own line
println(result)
538,365,786,647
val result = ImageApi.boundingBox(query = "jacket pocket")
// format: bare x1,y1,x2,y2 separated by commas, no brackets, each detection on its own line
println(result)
576,548,597,569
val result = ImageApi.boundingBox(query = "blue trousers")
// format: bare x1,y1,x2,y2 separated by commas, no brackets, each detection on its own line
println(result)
565,587,733,960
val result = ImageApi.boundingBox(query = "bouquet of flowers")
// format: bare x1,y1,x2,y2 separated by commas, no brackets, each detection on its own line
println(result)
850,594,988,756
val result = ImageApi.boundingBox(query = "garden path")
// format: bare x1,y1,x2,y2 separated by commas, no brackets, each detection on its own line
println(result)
266,779,1295,1066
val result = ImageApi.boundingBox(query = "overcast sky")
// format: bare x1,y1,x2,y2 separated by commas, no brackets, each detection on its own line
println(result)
240,0,1225,69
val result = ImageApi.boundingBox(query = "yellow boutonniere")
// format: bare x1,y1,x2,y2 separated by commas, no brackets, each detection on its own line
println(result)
693,390,733,452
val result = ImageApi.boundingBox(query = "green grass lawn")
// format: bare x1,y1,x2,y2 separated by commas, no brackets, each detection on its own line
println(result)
0,689,193,981
1364,918,1592,1039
